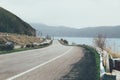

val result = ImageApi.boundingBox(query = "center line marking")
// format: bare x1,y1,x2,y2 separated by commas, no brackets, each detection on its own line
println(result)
6,47,73,80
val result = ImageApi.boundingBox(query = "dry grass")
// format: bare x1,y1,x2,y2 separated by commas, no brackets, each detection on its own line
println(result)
0,32,43,45
105,48,120,58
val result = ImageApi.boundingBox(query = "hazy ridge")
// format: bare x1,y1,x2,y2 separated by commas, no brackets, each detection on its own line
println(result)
31,23,120,38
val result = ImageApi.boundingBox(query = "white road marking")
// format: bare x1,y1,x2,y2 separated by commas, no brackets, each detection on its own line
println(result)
6,47,73,80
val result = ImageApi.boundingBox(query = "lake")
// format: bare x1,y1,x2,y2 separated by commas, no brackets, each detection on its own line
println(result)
54,37,120,53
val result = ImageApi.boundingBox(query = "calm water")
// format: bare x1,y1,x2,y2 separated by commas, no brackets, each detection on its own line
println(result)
55,37,120,52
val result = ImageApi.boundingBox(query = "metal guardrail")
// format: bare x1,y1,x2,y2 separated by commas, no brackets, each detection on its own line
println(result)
112,58,120,71
96,47,120,80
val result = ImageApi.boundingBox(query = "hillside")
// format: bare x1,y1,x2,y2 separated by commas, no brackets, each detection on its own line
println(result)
0,7,35,36
31,23,120,38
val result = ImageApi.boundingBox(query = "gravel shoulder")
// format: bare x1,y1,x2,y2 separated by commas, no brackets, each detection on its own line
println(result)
60,47,97,80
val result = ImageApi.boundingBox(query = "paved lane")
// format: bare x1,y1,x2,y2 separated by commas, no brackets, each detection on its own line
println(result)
0,40,84,80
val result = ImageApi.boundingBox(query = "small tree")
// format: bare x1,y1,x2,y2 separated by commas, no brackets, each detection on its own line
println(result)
94,34,106,51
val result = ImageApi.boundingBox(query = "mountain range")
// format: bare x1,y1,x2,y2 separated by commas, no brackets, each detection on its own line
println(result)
31,23,120,38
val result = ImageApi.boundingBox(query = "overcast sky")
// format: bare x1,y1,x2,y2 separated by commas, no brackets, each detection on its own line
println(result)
0,0,120,28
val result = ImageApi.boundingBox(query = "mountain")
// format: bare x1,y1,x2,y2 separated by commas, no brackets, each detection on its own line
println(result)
31,23,79,37
78,26,120,38
0,7,36,36
31,23,120,38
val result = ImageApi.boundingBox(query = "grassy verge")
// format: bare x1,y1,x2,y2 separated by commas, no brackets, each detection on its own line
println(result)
0,40,53,54
81,45,100,80
0,48,33,54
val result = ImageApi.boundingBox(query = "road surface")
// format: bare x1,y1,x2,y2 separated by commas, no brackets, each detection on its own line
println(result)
0,40,84,80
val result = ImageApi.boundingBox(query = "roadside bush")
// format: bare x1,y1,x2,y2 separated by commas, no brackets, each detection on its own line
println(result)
60,38,63,41
0,43,14,51
63,40,68,44
43,43,49,46
60,39,68,45
0,44,4,50
21,45,25,48
26,44,35,48
26,44,32,48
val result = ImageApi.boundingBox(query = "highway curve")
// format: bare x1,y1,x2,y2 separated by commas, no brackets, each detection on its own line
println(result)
0,40,84,80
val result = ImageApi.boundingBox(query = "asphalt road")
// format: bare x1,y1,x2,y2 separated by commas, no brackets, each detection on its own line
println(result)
0,40,84,80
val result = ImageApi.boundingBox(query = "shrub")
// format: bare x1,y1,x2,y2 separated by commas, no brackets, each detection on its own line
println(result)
94,34,106,51
63,40,68,44
26,44,35,48
21,45,24,48
26,44,32,48
60,39,68,45
0,43,14,51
